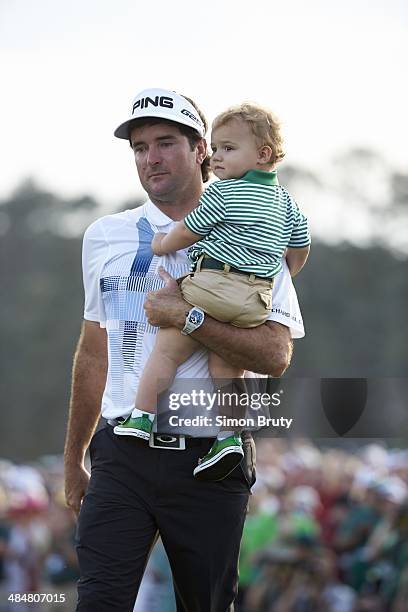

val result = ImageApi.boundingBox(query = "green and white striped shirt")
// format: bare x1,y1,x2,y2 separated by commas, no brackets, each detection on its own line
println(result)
184,169,311,278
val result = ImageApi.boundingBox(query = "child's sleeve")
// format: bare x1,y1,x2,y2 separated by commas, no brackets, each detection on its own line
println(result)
287,196,311,248
184,183,226,237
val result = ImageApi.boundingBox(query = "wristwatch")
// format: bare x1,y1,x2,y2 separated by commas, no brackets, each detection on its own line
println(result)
181,307,205,335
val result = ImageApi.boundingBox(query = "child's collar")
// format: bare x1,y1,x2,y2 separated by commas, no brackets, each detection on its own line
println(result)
240,169,279,186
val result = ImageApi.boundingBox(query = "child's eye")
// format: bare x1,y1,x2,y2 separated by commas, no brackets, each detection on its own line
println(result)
224,146,233,151
211,146,217,153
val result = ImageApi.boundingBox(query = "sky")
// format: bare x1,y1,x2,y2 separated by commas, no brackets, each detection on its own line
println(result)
1,0,407,210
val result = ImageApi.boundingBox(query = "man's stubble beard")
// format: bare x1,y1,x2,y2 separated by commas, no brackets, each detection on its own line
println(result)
146,172,202,212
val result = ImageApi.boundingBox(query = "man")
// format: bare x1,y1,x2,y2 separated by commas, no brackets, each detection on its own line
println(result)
64,88,305,612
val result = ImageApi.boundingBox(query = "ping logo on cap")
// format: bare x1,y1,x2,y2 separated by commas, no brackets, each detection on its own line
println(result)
132,95,174,114
114,88,205,139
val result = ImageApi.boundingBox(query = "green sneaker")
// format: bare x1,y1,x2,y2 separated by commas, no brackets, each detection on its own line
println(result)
193,435,244,481
113,414,153,440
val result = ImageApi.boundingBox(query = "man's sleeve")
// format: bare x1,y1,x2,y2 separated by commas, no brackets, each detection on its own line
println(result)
268,259,305,338
287,196,311,248
184,182,226,236
82,220,107,326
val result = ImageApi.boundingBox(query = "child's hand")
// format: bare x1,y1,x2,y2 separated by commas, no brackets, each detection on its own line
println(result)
285,245,310,276
151,232,167,256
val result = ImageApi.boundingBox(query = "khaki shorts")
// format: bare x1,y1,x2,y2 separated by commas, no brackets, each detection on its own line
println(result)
180,269,274,328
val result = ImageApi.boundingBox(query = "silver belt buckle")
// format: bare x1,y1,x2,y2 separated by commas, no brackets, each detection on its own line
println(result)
149,433,186,450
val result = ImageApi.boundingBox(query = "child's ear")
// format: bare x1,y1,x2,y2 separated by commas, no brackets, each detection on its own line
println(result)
257,145,273,165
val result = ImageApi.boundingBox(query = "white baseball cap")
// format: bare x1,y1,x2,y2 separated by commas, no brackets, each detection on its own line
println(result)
114,88,206,140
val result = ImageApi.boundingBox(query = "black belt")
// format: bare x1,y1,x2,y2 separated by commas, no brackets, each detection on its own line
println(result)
194,256,265,280
107,420,213,450
149,432,212,450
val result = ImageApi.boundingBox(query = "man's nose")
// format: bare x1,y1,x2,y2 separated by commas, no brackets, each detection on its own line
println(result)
146,146,162,165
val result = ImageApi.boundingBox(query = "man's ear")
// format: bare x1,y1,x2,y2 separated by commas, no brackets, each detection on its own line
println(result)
196,138,208,165
257,145,274,166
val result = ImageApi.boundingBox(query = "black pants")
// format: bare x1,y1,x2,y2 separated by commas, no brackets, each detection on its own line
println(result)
75,425,255,612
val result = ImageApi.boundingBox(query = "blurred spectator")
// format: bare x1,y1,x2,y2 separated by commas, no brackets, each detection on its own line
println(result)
134,539,176,612
0,441,406,612
43,492,79,611
0,466,50,611
237,439,407,612
237,490,280,608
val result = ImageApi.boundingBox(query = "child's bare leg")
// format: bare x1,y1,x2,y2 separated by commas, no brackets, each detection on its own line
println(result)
115,328,199,439
208,351,245,381
136,327,199,413
208,351,247,435
193,351,245,481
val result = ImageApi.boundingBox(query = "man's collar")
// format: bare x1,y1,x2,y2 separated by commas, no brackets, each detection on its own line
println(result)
144,199,175,227
241,169,279,186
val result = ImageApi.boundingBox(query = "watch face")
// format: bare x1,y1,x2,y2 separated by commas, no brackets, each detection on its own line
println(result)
190,309,204,325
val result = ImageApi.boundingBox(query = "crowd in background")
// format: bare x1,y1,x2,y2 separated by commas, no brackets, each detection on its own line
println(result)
0,440,406,612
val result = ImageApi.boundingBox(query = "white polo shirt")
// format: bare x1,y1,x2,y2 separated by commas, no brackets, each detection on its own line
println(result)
83,200,305,421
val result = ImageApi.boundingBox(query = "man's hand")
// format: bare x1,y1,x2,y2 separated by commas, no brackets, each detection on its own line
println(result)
144,267,188,328
144,268,292,375
65,463,90,517
151,232,167,256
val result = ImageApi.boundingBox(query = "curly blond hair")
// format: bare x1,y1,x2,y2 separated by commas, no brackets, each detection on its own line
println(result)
212,102,285,165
